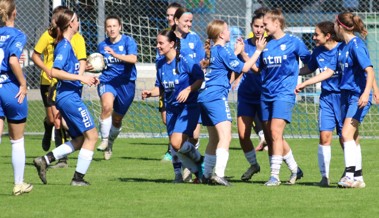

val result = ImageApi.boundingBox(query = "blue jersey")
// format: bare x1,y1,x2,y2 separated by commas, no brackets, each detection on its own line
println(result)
257,34,311,102
98,34,138,83
337,37,372,95
237,38,262,104
198,45,244,103
53,38,82,99
155,54,203,109
0,27,27,84
307,43,341,93
180,31,205,63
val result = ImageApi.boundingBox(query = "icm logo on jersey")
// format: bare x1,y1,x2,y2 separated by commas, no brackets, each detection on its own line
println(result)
229,60,240,68
0,74,9,83
263,55,282,65
0,35,9,41
188,43,194,49
162,80,175,90
174,79,179,85
78,107,92,128
280,44,286,51
56,54,63,61
223,98,232,119
173,68,177,75
119,46,124,51
104,56,122,65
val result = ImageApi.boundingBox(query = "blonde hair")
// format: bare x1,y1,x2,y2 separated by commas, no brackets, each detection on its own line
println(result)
0,0,15,23
265,8,286,30
201,19,226,69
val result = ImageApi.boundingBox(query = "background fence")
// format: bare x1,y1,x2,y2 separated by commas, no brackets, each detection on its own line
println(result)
8,0,379,139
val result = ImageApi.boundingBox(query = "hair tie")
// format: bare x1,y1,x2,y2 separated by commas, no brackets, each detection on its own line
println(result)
336,15,354,31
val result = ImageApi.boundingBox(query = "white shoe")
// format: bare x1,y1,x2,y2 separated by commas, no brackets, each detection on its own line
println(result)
13,182,33,196
182,167,192,182
104,149,112,160
97,139,108,151
352,180,366,188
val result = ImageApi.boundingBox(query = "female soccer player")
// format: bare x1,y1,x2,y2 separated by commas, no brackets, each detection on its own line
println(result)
0,0,33,196
235,9,268,182
296,21,343,187
199,20,266,186
95,15,138,160
32,5,87,168
257,8,310,186
33,9,99,186
142,29,204,181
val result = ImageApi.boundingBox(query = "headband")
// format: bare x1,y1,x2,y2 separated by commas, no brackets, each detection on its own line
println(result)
336,15,354,31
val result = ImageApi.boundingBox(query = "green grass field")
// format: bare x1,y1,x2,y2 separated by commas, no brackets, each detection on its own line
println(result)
1,136,378,218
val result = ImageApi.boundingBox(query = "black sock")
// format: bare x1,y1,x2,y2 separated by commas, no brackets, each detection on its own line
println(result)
55,128,63,147
166,143,171,154
73,171,85,181
43,118,54,139
46,151,56,163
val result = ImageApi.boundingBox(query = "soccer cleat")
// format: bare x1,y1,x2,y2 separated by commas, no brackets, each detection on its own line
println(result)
352,180,366,188
264,176,281,187
319,177,330,187
182,167,192,182
241,163,261,181
49,160,68,169
70,179,90,186
338,176,354,188
13,182,33,196
201,175,214,185
211,175,231,187
97,139,108,151
287,167,304,185
161,152,172,162
33,157,48,184
173,173,184,183
104,149,112,160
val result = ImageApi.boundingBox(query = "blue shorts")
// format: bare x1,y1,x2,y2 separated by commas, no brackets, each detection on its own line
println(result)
318,92,343,136
261,100,294,123
237,100,261,119
341,90,371,123
200,98,232,126
97,80,135,116
56,93,96,138
166,104,200,137
0,82,27,122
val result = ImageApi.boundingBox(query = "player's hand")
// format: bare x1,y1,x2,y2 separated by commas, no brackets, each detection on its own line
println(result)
177,88,190,103
234,38,244,55
141,90,151,100
295,83,306,94
19,53,25,65
15,84,27,103
80,75,97,86
85,62,94,71
373,89,379,104
104,46,115,56
358,92,370,108
256,35,267,52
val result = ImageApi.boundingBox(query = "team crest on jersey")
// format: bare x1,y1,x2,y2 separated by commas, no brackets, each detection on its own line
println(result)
280,44,286,51
119,46,124,51
56,54,63,61
16,42,23,51
188,43,194,49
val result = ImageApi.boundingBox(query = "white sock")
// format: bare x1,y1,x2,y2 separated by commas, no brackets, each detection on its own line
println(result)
108,125,121,150
179,140,201,162
171,146,182,175
52,141,75,160
283,150,298,174
355,144,363,181
214,148,229,178
318,144,331,178
99,116,112,139
244,150,257,165
203,154,216,178
176,152,198,173
11,138,25,184
195,140,200,149
343,140,357,179
258,130,265,142
271,155,283,179
75,148,94,175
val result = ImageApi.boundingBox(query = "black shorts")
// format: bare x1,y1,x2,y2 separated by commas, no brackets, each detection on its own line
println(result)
40,83,57,107
158,94,166,112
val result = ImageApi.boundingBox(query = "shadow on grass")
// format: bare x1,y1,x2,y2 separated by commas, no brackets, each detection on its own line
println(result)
121,156,161,161
118,177,173,184
128,142,168,146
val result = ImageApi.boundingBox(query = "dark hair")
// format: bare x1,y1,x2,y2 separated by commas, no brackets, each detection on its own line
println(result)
158,29,181,74
49,5,69,37
167,2,182,9
0,0,15,23
105,15,122,28
336,12,367,38
171,7,191,31
50,9,75,44
316,21,340,42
